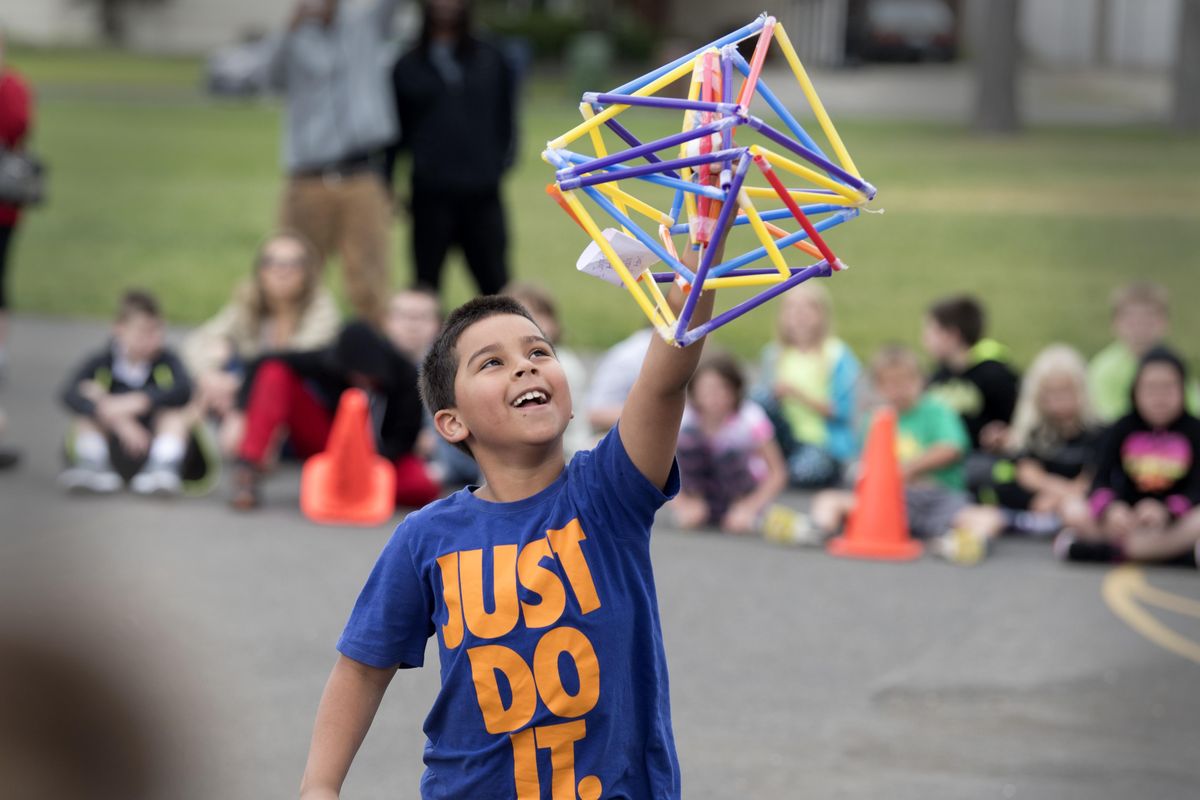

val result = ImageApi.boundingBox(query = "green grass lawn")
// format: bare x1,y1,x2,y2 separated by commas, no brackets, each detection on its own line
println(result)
9,46,1200,368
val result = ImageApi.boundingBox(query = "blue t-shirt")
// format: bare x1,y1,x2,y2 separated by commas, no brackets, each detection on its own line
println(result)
338,427,682,799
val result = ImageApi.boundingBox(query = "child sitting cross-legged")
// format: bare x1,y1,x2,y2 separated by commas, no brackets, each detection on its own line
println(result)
669,351,790,536
1057,346,1200,566
975,344,1102,537
299,237,724,799
59,290,194,495
752,280,860,488
805,344,1006,564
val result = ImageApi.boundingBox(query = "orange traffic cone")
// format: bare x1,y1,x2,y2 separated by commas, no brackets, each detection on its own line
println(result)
826,407,923,561
301,388,396,526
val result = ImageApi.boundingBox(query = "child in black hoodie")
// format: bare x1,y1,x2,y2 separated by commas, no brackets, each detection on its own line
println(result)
1057,346,1200,565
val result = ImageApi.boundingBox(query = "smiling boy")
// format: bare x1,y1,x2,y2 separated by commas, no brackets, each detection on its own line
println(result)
299,246,718,799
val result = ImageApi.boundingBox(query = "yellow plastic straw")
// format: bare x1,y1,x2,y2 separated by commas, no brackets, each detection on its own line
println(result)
593,182,673,227
559,189,672,332
581,103,630,234
639,270,677,327
680,58,705,242
737,189,790,278
774,24,861,179
742,186,860,206
704,273,791,289
751,145,864,202
548,57,699,150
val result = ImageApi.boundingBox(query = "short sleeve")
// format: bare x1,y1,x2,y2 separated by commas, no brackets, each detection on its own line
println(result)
337,524,434,669
742,401,775,446
931,400,970,452
573,426,680,539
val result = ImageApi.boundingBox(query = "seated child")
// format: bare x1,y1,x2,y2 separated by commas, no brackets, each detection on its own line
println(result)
922,294,1019,453
806,344,1005,563
182,232,340,457
585,326,654,435
383,286,481,488
59,290,194,495
977,344,1102,536
670,352,789,535
1088,280,1200,422
752,281,860,487
300,243,723,799
503,281,591,458
1057,346,1200,566
229,321,438,511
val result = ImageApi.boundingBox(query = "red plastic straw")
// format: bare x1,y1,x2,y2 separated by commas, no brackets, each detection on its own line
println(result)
753,153,839,267
736,18,776,110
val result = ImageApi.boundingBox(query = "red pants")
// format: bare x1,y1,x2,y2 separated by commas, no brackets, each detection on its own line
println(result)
239,360,440,508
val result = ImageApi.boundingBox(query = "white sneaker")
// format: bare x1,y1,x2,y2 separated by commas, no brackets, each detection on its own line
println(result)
59,465,122,494
130,467,182,497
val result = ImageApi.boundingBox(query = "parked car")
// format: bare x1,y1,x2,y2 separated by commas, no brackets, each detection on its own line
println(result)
848,0,958,63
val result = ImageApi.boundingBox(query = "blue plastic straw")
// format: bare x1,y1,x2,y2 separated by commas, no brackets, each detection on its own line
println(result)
710,209,858,277
609,16,766,96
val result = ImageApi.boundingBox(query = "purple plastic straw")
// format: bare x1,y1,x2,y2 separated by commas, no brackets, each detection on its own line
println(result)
560,147,745,191
674,151,752,340
748,117,875,197
720,47,735,183
583,92,741,116
557,117,735,180
603,117,681,180
677,262,834,347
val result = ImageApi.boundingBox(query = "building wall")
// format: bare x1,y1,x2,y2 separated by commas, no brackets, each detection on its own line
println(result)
1,0,95,46
1019,0,1179,70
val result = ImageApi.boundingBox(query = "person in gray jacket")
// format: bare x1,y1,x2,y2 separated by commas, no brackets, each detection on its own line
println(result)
260,0,406,326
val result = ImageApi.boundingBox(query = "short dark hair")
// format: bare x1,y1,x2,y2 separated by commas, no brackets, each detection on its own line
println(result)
419,296,541,452
927,295,985,346
688,351,745,406
871,341,922,378
116,289,161,322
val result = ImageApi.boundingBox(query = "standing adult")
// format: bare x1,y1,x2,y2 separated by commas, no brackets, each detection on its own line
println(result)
0,30,33,378
391,0,517,296
261,0,405,325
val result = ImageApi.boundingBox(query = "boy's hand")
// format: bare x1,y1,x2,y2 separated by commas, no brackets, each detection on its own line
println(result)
113,419,151,458
618,228,727,491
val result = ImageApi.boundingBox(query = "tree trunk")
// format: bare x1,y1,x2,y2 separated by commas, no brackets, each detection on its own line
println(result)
971,0,1020,134
99,0,126,44
1172,0,1200,131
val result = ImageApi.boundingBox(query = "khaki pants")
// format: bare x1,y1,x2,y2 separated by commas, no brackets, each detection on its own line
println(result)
281,172,392,325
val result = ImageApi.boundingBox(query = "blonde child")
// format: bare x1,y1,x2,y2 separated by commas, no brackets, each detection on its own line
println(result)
1088,281,1200,421
978,344,1102,536
753,281,860,487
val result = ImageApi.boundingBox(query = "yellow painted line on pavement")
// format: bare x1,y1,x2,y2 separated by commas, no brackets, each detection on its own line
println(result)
1102,565,1200,666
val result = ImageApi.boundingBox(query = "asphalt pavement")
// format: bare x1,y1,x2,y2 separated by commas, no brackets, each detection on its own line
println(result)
1,315,1198,799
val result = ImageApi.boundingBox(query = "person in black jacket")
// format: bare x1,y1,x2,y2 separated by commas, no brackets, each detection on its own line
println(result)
922,294,1020,452
389,0,517,295
1058,346,1200,565
230,320,439,511
59,290,193,495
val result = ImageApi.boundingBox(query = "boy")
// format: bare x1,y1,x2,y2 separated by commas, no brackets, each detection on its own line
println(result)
59,289,192,495
383,286,443,364
299,254,718,798
807,344,1004,563
1088,280,1200,422
922,294,1019,452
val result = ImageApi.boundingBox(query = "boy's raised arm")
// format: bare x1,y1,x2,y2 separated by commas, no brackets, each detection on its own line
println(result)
300,655,396,799
619,239,724,491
